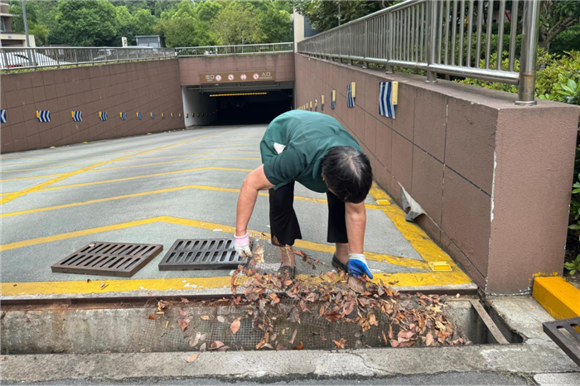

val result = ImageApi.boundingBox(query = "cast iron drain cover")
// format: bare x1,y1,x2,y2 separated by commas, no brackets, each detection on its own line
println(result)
543,317,580,366
158,239,246,270
51,242,163,277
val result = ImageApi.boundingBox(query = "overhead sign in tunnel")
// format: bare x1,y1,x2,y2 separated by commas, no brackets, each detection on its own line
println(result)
200,71,275,84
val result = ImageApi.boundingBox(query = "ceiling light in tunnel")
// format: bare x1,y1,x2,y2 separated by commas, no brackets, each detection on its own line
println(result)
209,92,269,97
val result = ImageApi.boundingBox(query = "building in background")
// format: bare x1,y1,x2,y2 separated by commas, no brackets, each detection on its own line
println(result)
136,35,165,48
0,1,35,47
292,11,318,52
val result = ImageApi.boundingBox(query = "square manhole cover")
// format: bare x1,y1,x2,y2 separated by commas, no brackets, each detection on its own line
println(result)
51,242,163,277
158,239,247,270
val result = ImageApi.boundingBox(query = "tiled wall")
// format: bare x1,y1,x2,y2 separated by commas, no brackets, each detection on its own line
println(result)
178,53,295,86
1,59,184,153
295,54,580,294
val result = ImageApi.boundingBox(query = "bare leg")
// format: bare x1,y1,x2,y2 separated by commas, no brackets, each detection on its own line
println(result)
335,243,349,265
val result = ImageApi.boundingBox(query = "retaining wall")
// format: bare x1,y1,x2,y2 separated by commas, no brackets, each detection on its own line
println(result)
1,59,183,153
295,53,580,294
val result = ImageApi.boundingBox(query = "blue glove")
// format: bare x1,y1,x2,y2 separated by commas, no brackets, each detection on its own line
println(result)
347,254,373,279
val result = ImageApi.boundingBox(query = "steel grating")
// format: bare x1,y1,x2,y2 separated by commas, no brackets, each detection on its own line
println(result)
158,239,247,270
51,242,163,277
543,317,580,366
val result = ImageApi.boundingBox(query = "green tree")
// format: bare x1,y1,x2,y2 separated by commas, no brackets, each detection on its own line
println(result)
213,2,262,45
193,0,223,22
159,16,212,47
539,0,580,51
114,5,136,45
293,0,393,32
55,0,117,46
259,5,292,43
133,9,157,35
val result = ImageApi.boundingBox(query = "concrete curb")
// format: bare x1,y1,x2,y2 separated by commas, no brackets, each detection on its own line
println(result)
1,345,578,383
532,277,580,320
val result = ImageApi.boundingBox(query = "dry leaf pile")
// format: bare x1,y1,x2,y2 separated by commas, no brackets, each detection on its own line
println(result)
149,245,467,352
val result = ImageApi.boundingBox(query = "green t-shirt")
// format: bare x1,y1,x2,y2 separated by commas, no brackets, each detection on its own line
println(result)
261,110,363,193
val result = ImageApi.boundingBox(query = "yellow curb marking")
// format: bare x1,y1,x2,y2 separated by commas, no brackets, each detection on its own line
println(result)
533,276,580,320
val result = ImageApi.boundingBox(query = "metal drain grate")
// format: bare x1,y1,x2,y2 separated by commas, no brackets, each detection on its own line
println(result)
158,239,247,270
543,317,580,366
51,242,163,277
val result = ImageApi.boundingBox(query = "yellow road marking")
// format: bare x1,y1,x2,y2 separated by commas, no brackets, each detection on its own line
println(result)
0,157,260,182
0,215,429,272
368,183,472,284
1,270,473,297
0,182,383,218
0,130,230,205
0,151,259,173
89,157,260,173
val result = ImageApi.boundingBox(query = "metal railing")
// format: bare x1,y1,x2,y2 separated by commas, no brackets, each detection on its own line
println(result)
297,0,541,105
175,42,293,57
0,46,176,72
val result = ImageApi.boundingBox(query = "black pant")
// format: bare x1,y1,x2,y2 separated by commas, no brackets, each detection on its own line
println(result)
269,182,348,246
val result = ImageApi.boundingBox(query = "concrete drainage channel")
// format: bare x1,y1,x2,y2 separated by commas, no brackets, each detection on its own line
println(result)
1,296,518,355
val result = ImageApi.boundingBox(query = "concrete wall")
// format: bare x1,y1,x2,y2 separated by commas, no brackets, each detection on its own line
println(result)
178,53,295,86
295,54,580,294
1,59,184,153
182,87,217,126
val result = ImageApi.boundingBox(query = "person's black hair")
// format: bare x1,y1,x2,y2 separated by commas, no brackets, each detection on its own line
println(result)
321,146,373,204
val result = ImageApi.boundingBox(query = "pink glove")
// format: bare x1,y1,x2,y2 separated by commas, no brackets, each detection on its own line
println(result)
234,232,252,257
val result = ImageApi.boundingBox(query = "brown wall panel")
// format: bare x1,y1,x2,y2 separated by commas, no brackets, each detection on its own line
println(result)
1,59,184,153
295,53,580,294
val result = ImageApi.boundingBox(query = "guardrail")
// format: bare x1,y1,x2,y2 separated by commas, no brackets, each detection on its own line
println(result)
0,46,176,72
175,42,293,57
297,0,541,105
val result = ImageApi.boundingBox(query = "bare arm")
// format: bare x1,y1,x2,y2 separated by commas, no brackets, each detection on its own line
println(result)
235,165,275,236
345,201,366,254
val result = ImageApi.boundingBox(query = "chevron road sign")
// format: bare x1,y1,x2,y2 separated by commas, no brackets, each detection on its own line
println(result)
99,111,108,121
120,112,127,120
136,112,143,120
71,111,83,122
37,110,51,123
150,112,155,119
0,109,6,124
379,81,398,119
347,82,356,108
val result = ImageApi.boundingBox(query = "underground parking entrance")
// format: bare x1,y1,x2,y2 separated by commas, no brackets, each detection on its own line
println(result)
181,81,294,126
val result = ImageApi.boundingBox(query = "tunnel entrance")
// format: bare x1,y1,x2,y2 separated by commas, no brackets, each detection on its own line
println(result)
211,89,293,125
181,82,294,127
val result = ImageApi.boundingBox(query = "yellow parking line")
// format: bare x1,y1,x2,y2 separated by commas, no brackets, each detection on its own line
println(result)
0,130,230,205
0,215,429,272
0,173,64,182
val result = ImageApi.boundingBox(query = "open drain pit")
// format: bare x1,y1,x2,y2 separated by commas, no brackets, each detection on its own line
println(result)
0,295,518,355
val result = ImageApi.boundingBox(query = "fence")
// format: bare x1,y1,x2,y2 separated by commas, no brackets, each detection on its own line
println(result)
174,42,293,57
0,46,175,72
297,0,541,105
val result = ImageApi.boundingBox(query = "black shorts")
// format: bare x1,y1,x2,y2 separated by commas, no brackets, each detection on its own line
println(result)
268,182,348,246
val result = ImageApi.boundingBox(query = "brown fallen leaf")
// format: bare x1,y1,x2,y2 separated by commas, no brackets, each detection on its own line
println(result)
190,332,202,347
200,315,210,321
179,311,187,317
390,340,400,348
293,342,304,350
200,343,207,352
230,319,241,334
217,316,225,323
186,353,199,363
148,314,157,320
425,332,435,346
181,298,190,303
210,341,225,350
177,318,190,332
388,324,394,339
0,356,5,361
276,344,287,351
382,330,388,344
332,338,347,349
398,330,414,340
